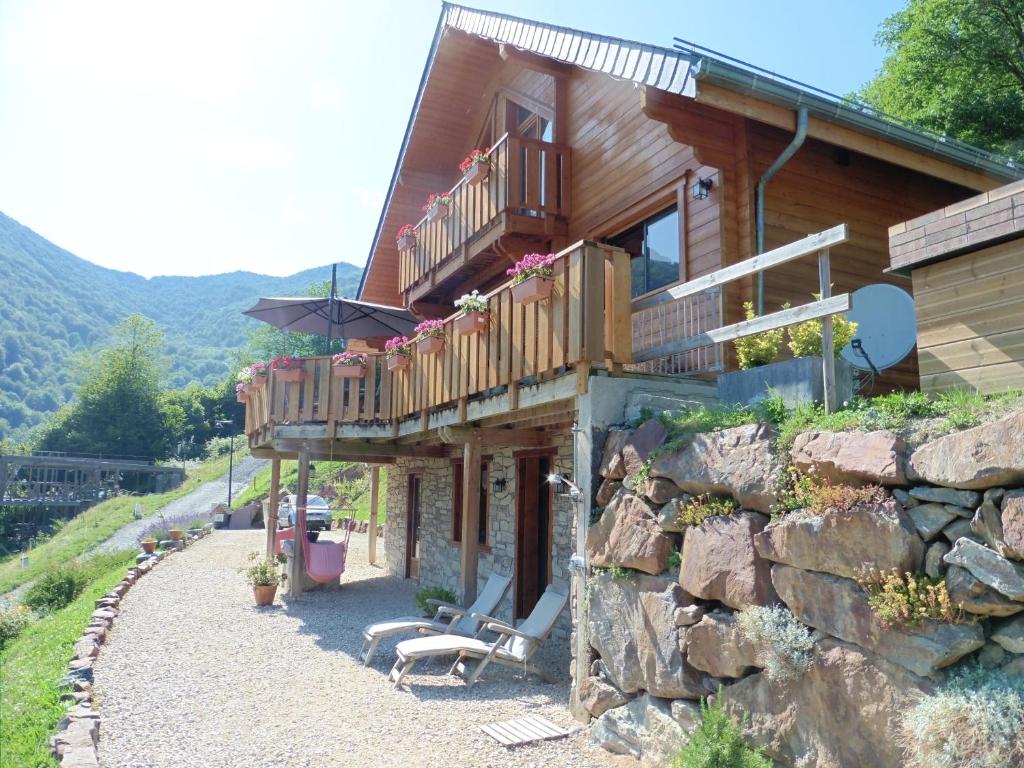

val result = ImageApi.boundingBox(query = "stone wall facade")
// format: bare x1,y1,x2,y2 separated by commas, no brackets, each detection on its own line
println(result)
383,430,577,644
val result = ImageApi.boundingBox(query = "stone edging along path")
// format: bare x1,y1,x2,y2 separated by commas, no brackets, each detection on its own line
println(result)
51,526,215,768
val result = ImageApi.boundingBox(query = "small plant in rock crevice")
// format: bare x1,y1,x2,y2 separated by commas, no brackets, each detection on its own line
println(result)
677,494,739,527
672,689,772,768
736,605,814,683
899,664,1024,768
857,567,967,629
667,547,681,571
774,468,887,517
592,565,634,580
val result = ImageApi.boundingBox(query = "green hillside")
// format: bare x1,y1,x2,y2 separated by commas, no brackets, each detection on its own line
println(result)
0,211,362,439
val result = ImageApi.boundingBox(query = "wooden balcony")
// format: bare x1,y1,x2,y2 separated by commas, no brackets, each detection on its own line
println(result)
244,241,629,452
398,133,571,307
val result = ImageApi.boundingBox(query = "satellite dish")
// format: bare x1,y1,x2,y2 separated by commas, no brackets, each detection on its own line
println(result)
840,283,916,372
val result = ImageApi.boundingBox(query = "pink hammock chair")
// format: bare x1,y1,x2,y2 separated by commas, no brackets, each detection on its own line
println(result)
297,509,352,584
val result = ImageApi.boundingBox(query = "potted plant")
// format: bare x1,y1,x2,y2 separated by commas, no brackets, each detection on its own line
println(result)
169,528,184,541
240,552,283,607
422,192,452,223
459,149,491,186
508,252,557,304
140,536,157,555
271,356,306,383
248,361,269,388
414,319,446,355
235,382,248,403
385,336,413,370
396,224,416,251
332,351,367,379
454,290,489,336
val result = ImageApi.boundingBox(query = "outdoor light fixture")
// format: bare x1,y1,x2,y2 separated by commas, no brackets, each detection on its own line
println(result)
691,177,713,200
547,472,582,500
492,477,507,493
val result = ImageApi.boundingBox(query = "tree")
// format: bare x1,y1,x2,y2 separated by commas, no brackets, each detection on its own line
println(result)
858,0,1024,161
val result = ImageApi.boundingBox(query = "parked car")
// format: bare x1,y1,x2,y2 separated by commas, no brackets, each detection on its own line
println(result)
276,494,333,531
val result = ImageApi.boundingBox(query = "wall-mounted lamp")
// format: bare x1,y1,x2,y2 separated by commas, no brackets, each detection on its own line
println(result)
492,477,507,493
691,177,713,200
547,472,582,501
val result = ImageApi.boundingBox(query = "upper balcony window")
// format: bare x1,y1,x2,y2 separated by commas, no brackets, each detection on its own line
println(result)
608,205,681,299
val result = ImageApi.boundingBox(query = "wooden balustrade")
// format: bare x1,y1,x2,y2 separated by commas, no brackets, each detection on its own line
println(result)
398,133,572,295
244,241,629,443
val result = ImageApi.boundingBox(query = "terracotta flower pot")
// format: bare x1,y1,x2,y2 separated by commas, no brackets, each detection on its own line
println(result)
251,374,267,388
417,335,445,355
333,364,366,379
387,353,410,371
455,311,489,336
511,274,554,305
464,162,490,186
276,368,305,383
397,233,416,251
169,529,183,541
253,585,277,607
141,540,157,554
426,203,449,222
236,392,247,403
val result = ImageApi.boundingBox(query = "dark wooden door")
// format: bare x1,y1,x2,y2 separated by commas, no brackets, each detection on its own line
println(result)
405,474,422,579
515,454,552,618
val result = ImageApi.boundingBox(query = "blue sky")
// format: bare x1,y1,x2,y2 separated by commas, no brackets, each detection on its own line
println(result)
0,0,903,279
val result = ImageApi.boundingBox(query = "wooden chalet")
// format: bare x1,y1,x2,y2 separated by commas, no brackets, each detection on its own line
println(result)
241,3,1021,709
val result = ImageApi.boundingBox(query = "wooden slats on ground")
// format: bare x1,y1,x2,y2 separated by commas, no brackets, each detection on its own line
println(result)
480,715,571,747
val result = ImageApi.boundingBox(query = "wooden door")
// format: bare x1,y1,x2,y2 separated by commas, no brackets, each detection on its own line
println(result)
514,453,552,618
405,473,422,579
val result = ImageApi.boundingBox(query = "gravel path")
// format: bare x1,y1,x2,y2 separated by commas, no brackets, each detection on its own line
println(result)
94,529,624,768
97,456,266,552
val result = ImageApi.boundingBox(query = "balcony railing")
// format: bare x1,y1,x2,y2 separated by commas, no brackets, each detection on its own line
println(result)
398,132,571,297
244,240,629,444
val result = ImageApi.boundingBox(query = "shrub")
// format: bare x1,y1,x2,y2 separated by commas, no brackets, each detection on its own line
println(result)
857,567,966,629
22,562,90,613
0,604,33,648
239,552,283,588
899,664,1024,768
415,586,457,617
787,296,857,359
736,605,813,682
672,691,772,768
733,302,785,370
677,495,740,527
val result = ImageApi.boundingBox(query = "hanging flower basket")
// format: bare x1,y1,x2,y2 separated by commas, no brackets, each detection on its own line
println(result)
251,374,268,388
460,150,491,186
417,335,445,355
271,356,306,383
422,193,452,223
236,391,247,403
387,353,410,371
511,274,555,304
334,364,365,379
332,352,367,379
455,311,489,336
426,203,448,222
276,369,305,383
396,224,416,251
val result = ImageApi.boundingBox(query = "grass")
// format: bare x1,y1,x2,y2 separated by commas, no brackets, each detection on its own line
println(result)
0,450,240,595
0,549,135,768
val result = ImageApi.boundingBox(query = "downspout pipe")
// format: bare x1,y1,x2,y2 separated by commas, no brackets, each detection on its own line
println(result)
755,106,808,315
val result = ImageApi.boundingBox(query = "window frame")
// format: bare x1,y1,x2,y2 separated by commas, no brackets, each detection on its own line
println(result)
608,204,682,300
450,457,492,552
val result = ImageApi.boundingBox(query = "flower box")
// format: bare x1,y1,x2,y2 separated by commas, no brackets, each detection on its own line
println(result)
464,162,490,186
387,353,410,371
251,374,267,388
455,311,489,336
276,368,306,383
426,203,448,223
397,233,416,251
417,335,445,355
511,274,554,305
333,364,366,379
236,392,248,403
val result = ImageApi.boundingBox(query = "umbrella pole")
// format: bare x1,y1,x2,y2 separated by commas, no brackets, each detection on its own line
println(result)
325,263,338,355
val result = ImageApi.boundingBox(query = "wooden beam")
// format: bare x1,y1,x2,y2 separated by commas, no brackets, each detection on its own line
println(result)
270,437,443,459
632,225,849,311
460,434,482,606
693,82,1002,192
368,465,380,565
438,426,551,447
265,459,281,559
290,452,310,598
498,43,571,77
633,293,851,362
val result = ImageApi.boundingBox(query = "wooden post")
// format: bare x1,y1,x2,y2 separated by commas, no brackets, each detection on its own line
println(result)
818,249,835,413
368,465,380,565
265,458,281,558
460,433,482,606
290,452,310,598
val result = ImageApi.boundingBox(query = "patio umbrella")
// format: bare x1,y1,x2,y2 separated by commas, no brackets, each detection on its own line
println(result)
243,295,416,340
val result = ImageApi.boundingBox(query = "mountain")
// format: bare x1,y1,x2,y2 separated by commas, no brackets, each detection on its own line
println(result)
0,211,363,439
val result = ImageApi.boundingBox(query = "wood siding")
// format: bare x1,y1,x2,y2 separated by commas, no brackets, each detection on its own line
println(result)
912,239,1024,394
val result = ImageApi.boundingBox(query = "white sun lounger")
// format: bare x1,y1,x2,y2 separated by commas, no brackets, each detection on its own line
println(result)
359,572,511,665
388,586,568,688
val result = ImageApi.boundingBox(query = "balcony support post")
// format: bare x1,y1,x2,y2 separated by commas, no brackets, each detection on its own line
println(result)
368,464,380,565
459,432,483,606
265,458,281,559
289,451,310,598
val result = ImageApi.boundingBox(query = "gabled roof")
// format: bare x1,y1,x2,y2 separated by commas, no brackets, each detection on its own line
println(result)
358,2,1022,301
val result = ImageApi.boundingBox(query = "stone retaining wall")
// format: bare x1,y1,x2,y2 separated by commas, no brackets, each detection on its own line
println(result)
583,410,1024,767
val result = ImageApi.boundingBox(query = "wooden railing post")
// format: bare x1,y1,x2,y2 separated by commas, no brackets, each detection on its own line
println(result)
368,464,380,565
460,433,482,605
819,249,836,413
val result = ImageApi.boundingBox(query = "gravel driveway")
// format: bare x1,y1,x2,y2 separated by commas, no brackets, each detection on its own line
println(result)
94,529,623,768
97,456,266,552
